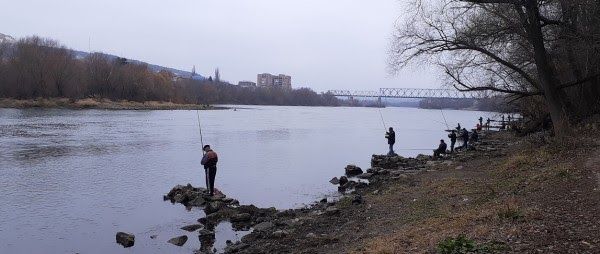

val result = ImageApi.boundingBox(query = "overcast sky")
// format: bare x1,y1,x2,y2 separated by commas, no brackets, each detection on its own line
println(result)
0,0,440,91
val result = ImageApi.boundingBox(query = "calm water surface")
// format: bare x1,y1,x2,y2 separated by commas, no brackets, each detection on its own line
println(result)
0,106,495,253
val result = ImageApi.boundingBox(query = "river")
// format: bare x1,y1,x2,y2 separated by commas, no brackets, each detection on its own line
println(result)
0,106,495,253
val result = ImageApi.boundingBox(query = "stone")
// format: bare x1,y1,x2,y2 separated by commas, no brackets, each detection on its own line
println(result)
181,224,203,232
230,213,252,222
150,234,158,239
329,177,340,185
306,233,317,238
224,243,249,253
325,207,340,216
455,166,464,170
116,232,135,248
339,176,349,186
357,173,373,179
272,230,288,238
167,235,188,246
197,217,208,225
253,221,274,231
320,198,327,203
204,201,224,214
198,229,215,241
188,197,206,207
352,194,363,204
345,165,363,176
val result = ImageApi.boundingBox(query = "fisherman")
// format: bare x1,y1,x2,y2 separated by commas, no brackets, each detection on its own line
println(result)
385,127,396,156
433,139,447,159
201,145,219,196
456,123,462,132
478,116,483,126
448,130,457,153
486,118,491,131
461,128,469,150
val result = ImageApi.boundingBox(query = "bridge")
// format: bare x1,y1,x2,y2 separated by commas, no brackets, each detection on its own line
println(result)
327,88,488,99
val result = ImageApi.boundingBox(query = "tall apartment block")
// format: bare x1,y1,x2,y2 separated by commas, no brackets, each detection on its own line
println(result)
257,73,292,90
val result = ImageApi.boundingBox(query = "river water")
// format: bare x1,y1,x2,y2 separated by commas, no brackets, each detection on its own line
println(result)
0,106,494,253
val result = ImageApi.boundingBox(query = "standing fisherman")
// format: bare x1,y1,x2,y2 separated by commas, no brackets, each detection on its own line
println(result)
448,130,457,153
478,117,483,127
456,123,461,132
201,145,219,196
461,128,469,150
386,127,396,156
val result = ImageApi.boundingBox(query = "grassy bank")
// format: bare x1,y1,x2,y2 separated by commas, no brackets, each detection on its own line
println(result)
0,98,215,110
228,124,600,253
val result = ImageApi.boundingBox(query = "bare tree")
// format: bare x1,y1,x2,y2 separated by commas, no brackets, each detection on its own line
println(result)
390,0,600,136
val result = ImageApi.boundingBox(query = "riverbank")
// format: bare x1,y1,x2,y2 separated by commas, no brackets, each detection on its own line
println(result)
0,98,217,110
207,124,600,253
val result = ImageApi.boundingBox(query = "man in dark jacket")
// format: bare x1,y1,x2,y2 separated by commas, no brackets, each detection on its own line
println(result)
448,130,457,153
201,145,219,196
433,139,447,159
461,128,469,149
386,127,396,156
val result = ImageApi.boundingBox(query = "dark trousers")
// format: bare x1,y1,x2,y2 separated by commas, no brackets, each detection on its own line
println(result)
205,166,217,195
388,143,395,155
450,141,456,153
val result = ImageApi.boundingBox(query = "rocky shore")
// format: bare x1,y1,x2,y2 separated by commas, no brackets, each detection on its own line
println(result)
154,128,600,253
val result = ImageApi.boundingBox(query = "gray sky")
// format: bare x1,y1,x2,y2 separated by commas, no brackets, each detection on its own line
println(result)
0,0,440,91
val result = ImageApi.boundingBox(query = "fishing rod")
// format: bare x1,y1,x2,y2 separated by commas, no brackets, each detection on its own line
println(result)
378,108,387,131
439,108,450,130
196,110,204,148
196,110,209,191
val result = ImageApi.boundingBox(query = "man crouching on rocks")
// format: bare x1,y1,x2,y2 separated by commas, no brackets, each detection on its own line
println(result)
201,145,219,196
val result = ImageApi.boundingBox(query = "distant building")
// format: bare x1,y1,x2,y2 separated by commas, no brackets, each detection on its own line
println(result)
257,73,292,90
238,81,256,88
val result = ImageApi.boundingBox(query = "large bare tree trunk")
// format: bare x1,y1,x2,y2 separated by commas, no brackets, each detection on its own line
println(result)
524,0,572,137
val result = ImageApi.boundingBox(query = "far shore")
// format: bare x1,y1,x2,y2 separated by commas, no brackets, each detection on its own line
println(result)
0,98,223,110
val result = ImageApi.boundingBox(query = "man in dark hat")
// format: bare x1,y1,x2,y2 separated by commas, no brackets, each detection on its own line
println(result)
201,145,219,196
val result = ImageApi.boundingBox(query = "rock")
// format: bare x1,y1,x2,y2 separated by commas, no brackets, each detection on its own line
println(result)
188,197,206,207
306,233,317,238
357,173,373,179
150,235,158,239
339,176,349,186
230,213,251,222
224,243,249,253
198,229,216,241
181,224,203,232
116,232,135,248
320,198,328,203
329,177,340,185
167,235,188,246
197,217,208,225
204,201,224,214
325,207,340,216
352,194,363,204
455,166,464,170
173,193,185,203
253,221,274,231
272,230,288,238
345,165,363,176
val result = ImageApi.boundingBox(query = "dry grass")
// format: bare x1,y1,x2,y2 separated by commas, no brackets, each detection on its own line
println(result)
0,97,211,110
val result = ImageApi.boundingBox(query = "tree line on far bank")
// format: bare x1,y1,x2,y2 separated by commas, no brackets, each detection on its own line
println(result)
0,36,342,107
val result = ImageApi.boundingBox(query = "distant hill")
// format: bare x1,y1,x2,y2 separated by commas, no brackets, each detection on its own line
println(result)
0,32,204,80
0,33,16,44
72,50,205,80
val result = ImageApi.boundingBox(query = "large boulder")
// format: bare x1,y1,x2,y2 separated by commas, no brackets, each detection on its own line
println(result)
345,165,363,176
204,201,225,214
116,232,135,248
230,213,252,223
339,176,349,186
167,235,188,246
198,229,216,241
